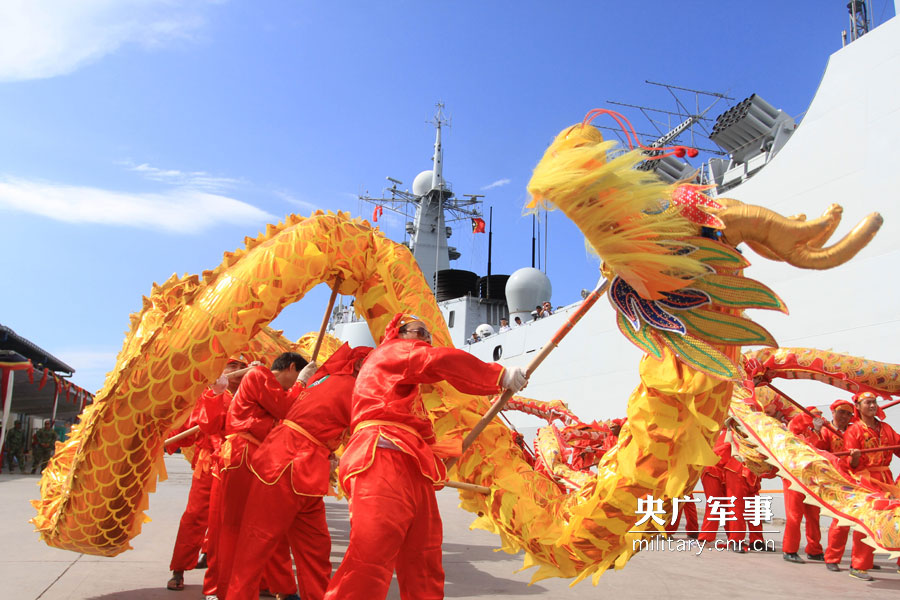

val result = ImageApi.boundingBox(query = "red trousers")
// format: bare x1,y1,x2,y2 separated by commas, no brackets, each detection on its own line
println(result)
781,480,822,555
824,469,894,569
227,477,332,600
698,472,724,542
203,474,222,596
170,469,214,571
824,520,873,569
826,523,896,570
217,464,296,598
324,448,443,600
723,469,764,544
665,497,698,534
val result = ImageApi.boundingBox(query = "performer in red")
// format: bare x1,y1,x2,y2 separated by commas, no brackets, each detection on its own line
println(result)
697,429,730,544
226,344,373,600
782,406,827,564
216,352,316,599
166,358,247,591
665,496,699,539
724,458,772,552
323,314,527,600
823,398,855,573
702,424,773,552
840,392,900,581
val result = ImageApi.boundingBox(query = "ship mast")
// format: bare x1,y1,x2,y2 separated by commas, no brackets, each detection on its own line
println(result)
411,103,452,292
358,102,484,294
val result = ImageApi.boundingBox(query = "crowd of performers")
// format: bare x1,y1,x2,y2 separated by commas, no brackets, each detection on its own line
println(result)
164,313,527,600
162,307,898,599
771,393,900,581
662,392,899,582
505,389,900,583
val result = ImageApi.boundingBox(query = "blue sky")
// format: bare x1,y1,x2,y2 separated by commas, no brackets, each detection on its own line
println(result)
1,0,896,394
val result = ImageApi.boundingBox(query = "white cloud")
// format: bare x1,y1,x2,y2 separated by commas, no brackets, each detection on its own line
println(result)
0,175,276,233
124,161,241,193
56,350,119,371
481,178,511,190
272,190,320,214
0,0,215,82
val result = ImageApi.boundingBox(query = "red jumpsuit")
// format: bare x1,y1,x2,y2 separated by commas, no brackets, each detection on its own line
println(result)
168,388,231,572
216,367,303,598
697,430,729,543
227,345,371,600
323,338,505,600
782,413,826,555
822,423,851,566
724,460,766,547
665,497,699,535
835,419,900,570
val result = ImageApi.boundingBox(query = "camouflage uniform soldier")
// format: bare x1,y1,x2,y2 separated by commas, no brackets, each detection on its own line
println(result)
5,422,26,473
32,421,57,474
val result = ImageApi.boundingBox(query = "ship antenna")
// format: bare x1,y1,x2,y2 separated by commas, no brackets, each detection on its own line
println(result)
430,102,450,191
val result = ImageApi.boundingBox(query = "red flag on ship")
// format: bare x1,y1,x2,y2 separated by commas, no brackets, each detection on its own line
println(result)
372,205,384,223
471,217,486,233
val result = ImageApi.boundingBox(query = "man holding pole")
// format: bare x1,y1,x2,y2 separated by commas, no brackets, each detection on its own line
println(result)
226,343,372,600
823,398,855,573
838,392,900,581
216,351,316,598
697,429,730,545
323,314,527,600
782,406,827,564
166,357,246,592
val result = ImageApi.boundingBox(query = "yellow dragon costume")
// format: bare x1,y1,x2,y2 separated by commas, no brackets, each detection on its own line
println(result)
32,111,893,583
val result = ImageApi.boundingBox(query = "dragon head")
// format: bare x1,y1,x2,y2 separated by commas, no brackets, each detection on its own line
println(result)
710,198,882,270
527,113,883,380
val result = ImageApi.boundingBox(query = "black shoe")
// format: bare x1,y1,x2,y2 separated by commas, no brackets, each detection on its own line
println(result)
807,553,825,561
826,562,841,572
730,543,748,553
196,553,208,569
870,564,881,570
849,568,874,581
783,552,805,564
687,532,699,540
752,540,775,552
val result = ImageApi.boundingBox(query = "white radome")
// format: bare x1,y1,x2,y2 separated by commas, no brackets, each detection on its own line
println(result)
412,169,443,196
505,267,552,323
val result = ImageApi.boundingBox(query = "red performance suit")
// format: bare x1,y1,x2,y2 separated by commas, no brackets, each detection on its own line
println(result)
834,419,900,570
697,430,729,543
665,497,698,536
227,345,371,600
822,422,851,566
216,367,304,598
168,388,232,572
323,337,505,600
724,460,767,547
782,413,827,556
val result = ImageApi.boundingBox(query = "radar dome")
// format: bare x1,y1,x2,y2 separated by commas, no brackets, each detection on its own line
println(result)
412,169,443,196
506,267,552,324
475,324,495,339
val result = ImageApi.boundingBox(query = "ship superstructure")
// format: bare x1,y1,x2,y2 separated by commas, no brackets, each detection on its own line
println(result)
333,7,900,427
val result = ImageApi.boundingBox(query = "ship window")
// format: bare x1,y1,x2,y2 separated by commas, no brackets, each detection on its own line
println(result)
493,345,502,361
448,311,455,328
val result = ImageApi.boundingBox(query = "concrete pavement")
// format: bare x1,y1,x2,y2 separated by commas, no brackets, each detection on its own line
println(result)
2,455,898,599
